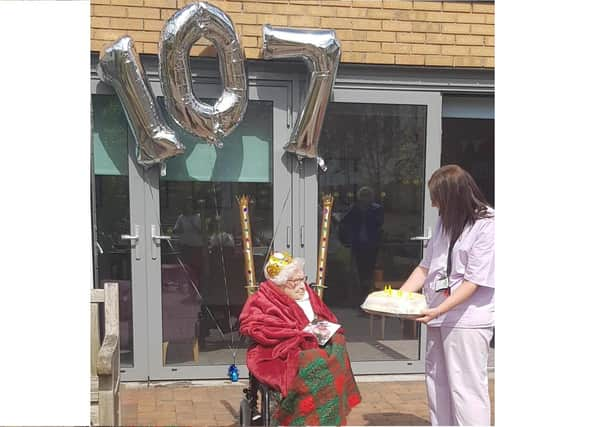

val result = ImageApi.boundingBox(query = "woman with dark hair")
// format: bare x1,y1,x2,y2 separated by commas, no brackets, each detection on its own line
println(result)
400,165,494,426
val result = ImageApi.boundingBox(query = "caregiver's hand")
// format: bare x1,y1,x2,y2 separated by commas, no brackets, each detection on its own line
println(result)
416,281,479,324
416,307,442,324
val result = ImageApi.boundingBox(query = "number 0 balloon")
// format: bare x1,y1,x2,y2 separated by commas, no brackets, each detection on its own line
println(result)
159,2,248,147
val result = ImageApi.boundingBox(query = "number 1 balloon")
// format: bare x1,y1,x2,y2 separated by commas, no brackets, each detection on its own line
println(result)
97,36,185,167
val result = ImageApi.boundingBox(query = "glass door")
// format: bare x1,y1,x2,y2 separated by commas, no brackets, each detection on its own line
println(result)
93,81,291,380
312,89,441,374
143,84,292,380
92,94,150,381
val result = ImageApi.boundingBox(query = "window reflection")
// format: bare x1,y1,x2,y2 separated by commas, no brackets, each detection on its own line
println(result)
442,118,494,206
158,181,273,366
95,175,134,367
93,93,134,368
318,102,427,361
158,100,274,366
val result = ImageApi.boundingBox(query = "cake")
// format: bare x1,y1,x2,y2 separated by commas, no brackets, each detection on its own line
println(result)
361,286,427,315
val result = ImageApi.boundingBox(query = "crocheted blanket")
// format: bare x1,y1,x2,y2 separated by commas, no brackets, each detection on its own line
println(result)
274,333,361,426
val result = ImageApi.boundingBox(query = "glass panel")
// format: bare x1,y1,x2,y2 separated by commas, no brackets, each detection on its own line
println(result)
158,100,273,366
93,94,134,367
318,102,427,362
94,175,134,367
92,95,129,176
442,118,495,206
159,99,273,183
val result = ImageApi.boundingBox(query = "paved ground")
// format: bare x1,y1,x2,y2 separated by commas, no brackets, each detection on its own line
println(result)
121,375,494,426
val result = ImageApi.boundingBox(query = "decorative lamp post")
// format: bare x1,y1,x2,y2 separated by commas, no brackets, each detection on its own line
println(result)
237,195,257,295
315,194,334,299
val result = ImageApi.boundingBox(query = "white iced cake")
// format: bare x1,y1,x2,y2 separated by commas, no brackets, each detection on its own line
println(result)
361,287,427,315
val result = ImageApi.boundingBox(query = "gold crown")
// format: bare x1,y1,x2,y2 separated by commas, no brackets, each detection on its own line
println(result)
266,251,293,278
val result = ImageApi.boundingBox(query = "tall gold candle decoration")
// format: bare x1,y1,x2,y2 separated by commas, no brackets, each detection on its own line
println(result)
315,194,334,299
237,195,257,295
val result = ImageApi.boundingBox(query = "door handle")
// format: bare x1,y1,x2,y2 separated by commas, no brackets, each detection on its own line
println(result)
286,226,291,248
121,224,141,260
151,224,172,242
410,226,432,243
151,224,171,260
300,225,305,248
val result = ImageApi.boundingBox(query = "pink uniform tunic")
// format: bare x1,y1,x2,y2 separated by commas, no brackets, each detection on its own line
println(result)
419,210,495,328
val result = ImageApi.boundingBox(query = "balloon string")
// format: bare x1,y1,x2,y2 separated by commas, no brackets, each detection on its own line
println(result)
261,185,291,274
210,183,236,356
148,184,239,359
148,178,293,363
164,238,237,357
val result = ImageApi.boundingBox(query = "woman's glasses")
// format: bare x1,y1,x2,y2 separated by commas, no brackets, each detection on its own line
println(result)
286,276,307,288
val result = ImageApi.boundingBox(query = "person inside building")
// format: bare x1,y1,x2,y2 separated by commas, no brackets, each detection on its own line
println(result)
400,165,495,426
239,252,361,426
173,199,209,295
338,186,384,303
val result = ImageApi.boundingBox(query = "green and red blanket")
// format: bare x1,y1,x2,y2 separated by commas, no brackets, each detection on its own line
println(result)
273,333,361,426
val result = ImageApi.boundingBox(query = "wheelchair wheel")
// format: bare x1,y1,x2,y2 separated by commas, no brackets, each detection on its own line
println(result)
240,398,251,427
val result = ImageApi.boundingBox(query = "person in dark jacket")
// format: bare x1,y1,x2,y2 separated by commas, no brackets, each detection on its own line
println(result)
339,186,384,302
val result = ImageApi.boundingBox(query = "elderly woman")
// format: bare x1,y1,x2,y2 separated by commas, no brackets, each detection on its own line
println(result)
239,252,361,426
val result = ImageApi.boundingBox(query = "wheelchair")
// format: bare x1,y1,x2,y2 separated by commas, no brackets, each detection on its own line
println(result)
239,371,277,426
239,283,319,426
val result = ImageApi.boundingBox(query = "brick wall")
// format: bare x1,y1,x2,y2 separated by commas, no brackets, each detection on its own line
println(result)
91,0,494,68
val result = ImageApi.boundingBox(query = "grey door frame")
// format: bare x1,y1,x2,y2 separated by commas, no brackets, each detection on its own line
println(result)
91,75,293,380
120,133,153,381
142,82,292,380
302,88,442,375
90,90,152,382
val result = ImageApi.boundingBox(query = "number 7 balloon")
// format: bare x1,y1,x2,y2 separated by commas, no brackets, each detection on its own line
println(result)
262,25,341,166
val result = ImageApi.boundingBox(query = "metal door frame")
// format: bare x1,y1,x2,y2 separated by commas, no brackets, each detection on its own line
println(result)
303,87,442,375
142,82,292,380
91,76,292,380
90,91,152,381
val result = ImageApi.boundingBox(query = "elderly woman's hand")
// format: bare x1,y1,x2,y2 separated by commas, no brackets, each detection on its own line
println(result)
416,307,442,324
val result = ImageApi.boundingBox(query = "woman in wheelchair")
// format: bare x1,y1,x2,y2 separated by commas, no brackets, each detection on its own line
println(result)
239,252,361,426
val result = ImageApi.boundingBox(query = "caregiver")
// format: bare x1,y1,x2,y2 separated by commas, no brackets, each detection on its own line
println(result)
400,164,495,426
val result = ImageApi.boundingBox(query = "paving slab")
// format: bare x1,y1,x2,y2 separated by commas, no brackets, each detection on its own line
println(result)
121,376,494,426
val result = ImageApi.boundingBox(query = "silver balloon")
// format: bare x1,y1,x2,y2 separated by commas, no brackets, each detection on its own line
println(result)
262,25,341,161
97,36,185,167
159,2,248,147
